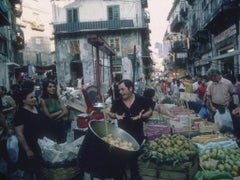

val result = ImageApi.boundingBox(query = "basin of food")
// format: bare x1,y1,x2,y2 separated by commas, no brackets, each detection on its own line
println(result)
90,120,140,152
78,120,140,178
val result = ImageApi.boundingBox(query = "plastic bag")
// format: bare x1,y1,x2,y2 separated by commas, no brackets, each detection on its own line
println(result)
214,109,233,132
38,136,84,164
7,135,19,163
198,106,210,119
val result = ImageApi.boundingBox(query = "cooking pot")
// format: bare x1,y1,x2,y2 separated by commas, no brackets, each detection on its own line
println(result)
78,120,140,178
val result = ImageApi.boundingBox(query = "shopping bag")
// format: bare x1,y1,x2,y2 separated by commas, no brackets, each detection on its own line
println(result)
214,109,233,132
7,135,19,163
198,106,210,119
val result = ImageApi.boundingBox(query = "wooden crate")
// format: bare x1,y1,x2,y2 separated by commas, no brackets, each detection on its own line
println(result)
138,156,199,180
199,121,219,133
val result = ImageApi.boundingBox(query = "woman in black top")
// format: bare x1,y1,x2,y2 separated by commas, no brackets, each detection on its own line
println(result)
14,88,47,180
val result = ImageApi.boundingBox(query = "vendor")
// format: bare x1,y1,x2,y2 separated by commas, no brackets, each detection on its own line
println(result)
108,79,152,180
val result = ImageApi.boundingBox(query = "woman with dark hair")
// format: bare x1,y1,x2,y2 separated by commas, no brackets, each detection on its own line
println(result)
40,80,68,143
14,88,46,180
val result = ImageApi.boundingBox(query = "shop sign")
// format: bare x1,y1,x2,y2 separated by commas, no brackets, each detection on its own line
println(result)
214,25,236,44
176,52,187,58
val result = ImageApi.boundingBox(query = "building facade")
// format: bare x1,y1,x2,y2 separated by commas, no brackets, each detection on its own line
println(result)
165,0,240,78
0,0,55,89
51,0,151,94
15,0,55,84
0,0,23,89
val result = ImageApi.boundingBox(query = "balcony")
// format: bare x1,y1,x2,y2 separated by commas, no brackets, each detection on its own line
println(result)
144,11,150,23
170,15,186,32
54,20,134,35
142,0,148,8
191,18,200,36
203,0,240,34
172,41,187,52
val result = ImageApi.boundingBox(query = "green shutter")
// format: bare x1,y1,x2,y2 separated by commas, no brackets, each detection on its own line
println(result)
67,9,72,23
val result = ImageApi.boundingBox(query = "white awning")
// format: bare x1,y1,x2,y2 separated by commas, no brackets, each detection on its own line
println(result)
7,62,20,67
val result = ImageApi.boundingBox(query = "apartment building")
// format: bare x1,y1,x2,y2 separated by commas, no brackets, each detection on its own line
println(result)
166,0,240,77
0,0,23,89
16,0,54,67
51,0,151,93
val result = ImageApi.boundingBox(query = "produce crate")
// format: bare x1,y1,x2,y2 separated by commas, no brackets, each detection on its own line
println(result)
199,121,219,133
41,161,82,180
138,155,199,180
145,119,171,140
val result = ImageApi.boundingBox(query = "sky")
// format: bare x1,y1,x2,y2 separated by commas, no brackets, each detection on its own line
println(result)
147,0,174,53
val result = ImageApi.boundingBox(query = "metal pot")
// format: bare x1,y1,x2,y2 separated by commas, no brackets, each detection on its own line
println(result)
78,120,140,178
90,120,140,152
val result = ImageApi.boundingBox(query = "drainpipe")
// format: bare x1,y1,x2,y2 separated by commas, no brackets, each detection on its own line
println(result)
96,45,101,98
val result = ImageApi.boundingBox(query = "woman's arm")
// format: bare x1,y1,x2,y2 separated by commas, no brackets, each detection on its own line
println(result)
40,99,62,119
2,96,16,113
55,98,68,120
15,125,34,158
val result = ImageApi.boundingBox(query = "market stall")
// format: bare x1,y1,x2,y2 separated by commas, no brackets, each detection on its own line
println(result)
141,93,240,180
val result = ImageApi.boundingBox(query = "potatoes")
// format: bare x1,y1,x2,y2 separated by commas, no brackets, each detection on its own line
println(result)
102,134,134,151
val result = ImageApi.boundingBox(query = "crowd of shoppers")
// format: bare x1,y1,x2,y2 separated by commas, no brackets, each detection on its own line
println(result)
0,79,70,179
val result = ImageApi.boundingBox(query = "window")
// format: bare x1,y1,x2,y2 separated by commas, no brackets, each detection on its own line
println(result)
109,37,120,54
107,5,120,20
67,8,78,23
0,38,7,55
69,40,80,55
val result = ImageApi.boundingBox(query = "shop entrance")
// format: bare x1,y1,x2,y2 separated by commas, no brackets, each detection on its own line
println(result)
221,57,235,83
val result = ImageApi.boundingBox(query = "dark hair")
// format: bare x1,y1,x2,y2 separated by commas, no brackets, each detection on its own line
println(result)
41,80,58,99
0,86,7,94
207,68,221,77
143,88,155,98
17,88,34,106
114,74,122,83
119,79,134,92
21,80,35,91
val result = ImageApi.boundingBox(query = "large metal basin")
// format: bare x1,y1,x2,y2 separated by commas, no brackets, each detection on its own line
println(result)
78,120,140,178
89,120,140,152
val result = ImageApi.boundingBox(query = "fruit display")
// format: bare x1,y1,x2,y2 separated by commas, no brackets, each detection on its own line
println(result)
199,146,240,177
141,134,198,166
191,134,229,144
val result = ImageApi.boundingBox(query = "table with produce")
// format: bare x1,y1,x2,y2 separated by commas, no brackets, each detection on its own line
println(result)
141,103,240,180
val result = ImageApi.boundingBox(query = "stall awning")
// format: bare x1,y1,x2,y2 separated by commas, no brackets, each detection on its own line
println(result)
7,62,20,67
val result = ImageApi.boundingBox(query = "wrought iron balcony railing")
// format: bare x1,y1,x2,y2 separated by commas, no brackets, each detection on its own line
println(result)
54,20,135,34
